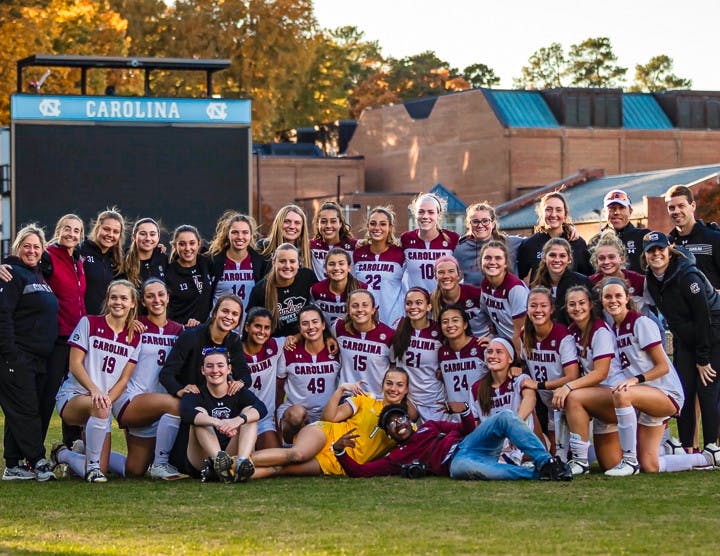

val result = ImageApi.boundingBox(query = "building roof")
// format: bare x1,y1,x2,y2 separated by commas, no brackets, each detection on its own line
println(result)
429,183,467,212
622,94,673,129
482,90,559,128
499,163,720,229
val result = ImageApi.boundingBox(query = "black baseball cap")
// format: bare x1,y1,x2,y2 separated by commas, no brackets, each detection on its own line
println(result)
642,231,670,252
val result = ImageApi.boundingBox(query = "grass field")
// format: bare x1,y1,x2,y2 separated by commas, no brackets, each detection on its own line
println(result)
0,418,718,555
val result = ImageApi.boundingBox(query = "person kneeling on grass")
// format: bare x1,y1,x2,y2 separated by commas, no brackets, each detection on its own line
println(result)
171,347,267,483
333,339,572,481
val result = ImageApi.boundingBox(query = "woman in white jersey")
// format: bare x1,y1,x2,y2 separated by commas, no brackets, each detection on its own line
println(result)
333,289,394,398
310,248,366,325
438,305,488,420
208,211,268,319
353,206,406,326
276,304,341,443
519,287,579,460
392,287,445,422
310,201,357,279
560,285,624,474
600,277,704,476
109,279,184,478
479,240,529,356
401,192,459,292
53,280,141,482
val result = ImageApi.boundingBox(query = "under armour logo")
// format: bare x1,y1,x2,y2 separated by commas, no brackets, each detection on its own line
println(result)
206,103,227,120
39,99,61,117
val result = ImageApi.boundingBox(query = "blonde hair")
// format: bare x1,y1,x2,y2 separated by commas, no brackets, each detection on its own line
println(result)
465,202,505,241
589,230,627,273
101,279,139,343
430,256,462,319
364,206,399,246
88,208,126,267
51,214,84,245
264,243,300,331
12,223,46,255
261,205,311,268
209,211,257,257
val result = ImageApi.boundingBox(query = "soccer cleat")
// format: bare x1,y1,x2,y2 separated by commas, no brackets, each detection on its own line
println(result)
85,468,108,483
213,451,234,483
604,459,640,477
2,465,35,481
568,459,590,476
200,458,218,483
50,441,68,469
34,458,57,482
702,442,720,467
71,439,86,455
538,457,573,481
149,463,188,481
663,436,684,455
233,457,255,483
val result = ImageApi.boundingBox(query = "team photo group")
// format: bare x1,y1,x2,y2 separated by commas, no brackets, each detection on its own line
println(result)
1,185,719,484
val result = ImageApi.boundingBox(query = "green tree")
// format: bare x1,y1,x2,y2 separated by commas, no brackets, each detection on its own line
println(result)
386,50,469,99
462,63,500,88
567,36,627,88
513,42,566,89
629,54,692,92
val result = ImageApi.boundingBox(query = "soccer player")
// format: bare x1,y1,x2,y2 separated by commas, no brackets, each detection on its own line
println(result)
309,201,357,279
401,192,459,292
259,204,312,270
53,280,141,482
310,248,366,325
121,218,168,291
432,255,490,337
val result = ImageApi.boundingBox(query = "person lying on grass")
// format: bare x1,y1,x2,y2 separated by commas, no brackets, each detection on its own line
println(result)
173,347,266,483
333,339,573,481
249,369,417,478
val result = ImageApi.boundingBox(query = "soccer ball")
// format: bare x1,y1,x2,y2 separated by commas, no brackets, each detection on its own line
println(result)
663,436,684,455
702,443,720,467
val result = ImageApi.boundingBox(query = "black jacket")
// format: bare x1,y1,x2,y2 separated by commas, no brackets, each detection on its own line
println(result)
517,231,593,281
645,251,720,365
158,323,250,396
537,270,596,326
589,222,649,273
208,247,268,299
669,220,720,289
78,239,119,315
165,256,213,325
0,257,58,367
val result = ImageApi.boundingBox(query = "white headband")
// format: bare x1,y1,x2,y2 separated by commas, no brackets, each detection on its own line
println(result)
488,338,515,361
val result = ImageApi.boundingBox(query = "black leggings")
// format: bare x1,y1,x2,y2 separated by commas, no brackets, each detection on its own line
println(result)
674,338,720,448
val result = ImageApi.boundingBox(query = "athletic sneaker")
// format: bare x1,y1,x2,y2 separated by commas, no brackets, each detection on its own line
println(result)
2,465,35,481
85,468,108,483
604,459,640,477
663,436,684,455
702,443,720,467
568,459,590,476
71,439,85,454
538,457,573,481
149,463,188,481
233,457,255,483
50,441,68,469
34,458,56,482
213,451,234,483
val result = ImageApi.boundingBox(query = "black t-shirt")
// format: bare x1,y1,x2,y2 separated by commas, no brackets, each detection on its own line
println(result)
247,268,318,337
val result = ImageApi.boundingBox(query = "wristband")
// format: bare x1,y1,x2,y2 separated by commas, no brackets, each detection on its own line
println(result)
450,402,470,414
565,383,573,391
537,381,547,390
239,412,248,425
635,374,646,384
332,445,345,456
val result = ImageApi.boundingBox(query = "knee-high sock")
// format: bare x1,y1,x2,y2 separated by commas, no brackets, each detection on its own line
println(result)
154,414,180,466
658,453,707,473
553,411,569,462
614,406,638,463
109,452,126,477
56,447,85,477
85,416,108,471
569,432,590,463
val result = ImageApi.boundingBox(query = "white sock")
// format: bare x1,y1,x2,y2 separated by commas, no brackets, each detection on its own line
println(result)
661,426,670,444
615,406,638,463
658,453,707,473
85,416,109,472
154,414,181,466
57,447,86,477
553,411,569,462
109,452,127,477
569,432,590,463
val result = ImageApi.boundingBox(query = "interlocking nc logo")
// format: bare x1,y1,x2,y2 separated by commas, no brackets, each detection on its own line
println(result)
206,102,228,120
38,99,61,117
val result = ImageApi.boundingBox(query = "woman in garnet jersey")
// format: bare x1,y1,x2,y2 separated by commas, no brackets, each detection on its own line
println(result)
310,248,366,325
353,206,406,326
207,212,267,317
437,304,488,420
401,192,459,293
431,255,490,338
392,288,445,422
333,289,394,399
309,201,357,280
478,240,529,357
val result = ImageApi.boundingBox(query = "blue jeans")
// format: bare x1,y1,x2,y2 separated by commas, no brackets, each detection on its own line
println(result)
449,411,551,480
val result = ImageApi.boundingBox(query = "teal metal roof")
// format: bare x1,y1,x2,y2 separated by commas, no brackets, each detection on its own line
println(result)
499,164,720,230
430,183,466,213
482,89,559,128
622,94,673,129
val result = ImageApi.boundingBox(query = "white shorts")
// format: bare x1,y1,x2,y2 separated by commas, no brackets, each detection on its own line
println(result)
592,418,618,435
538,390,556,432
257,413,277,436
276,402,323,426
56,390,82,418
112,391,159,439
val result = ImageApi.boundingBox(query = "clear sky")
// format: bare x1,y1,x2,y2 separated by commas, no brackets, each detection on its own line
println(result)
313,0,720,91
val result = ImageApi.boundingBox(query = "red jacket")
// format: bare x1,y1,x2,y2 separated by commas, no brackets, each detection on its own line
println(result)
46,243,87,337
